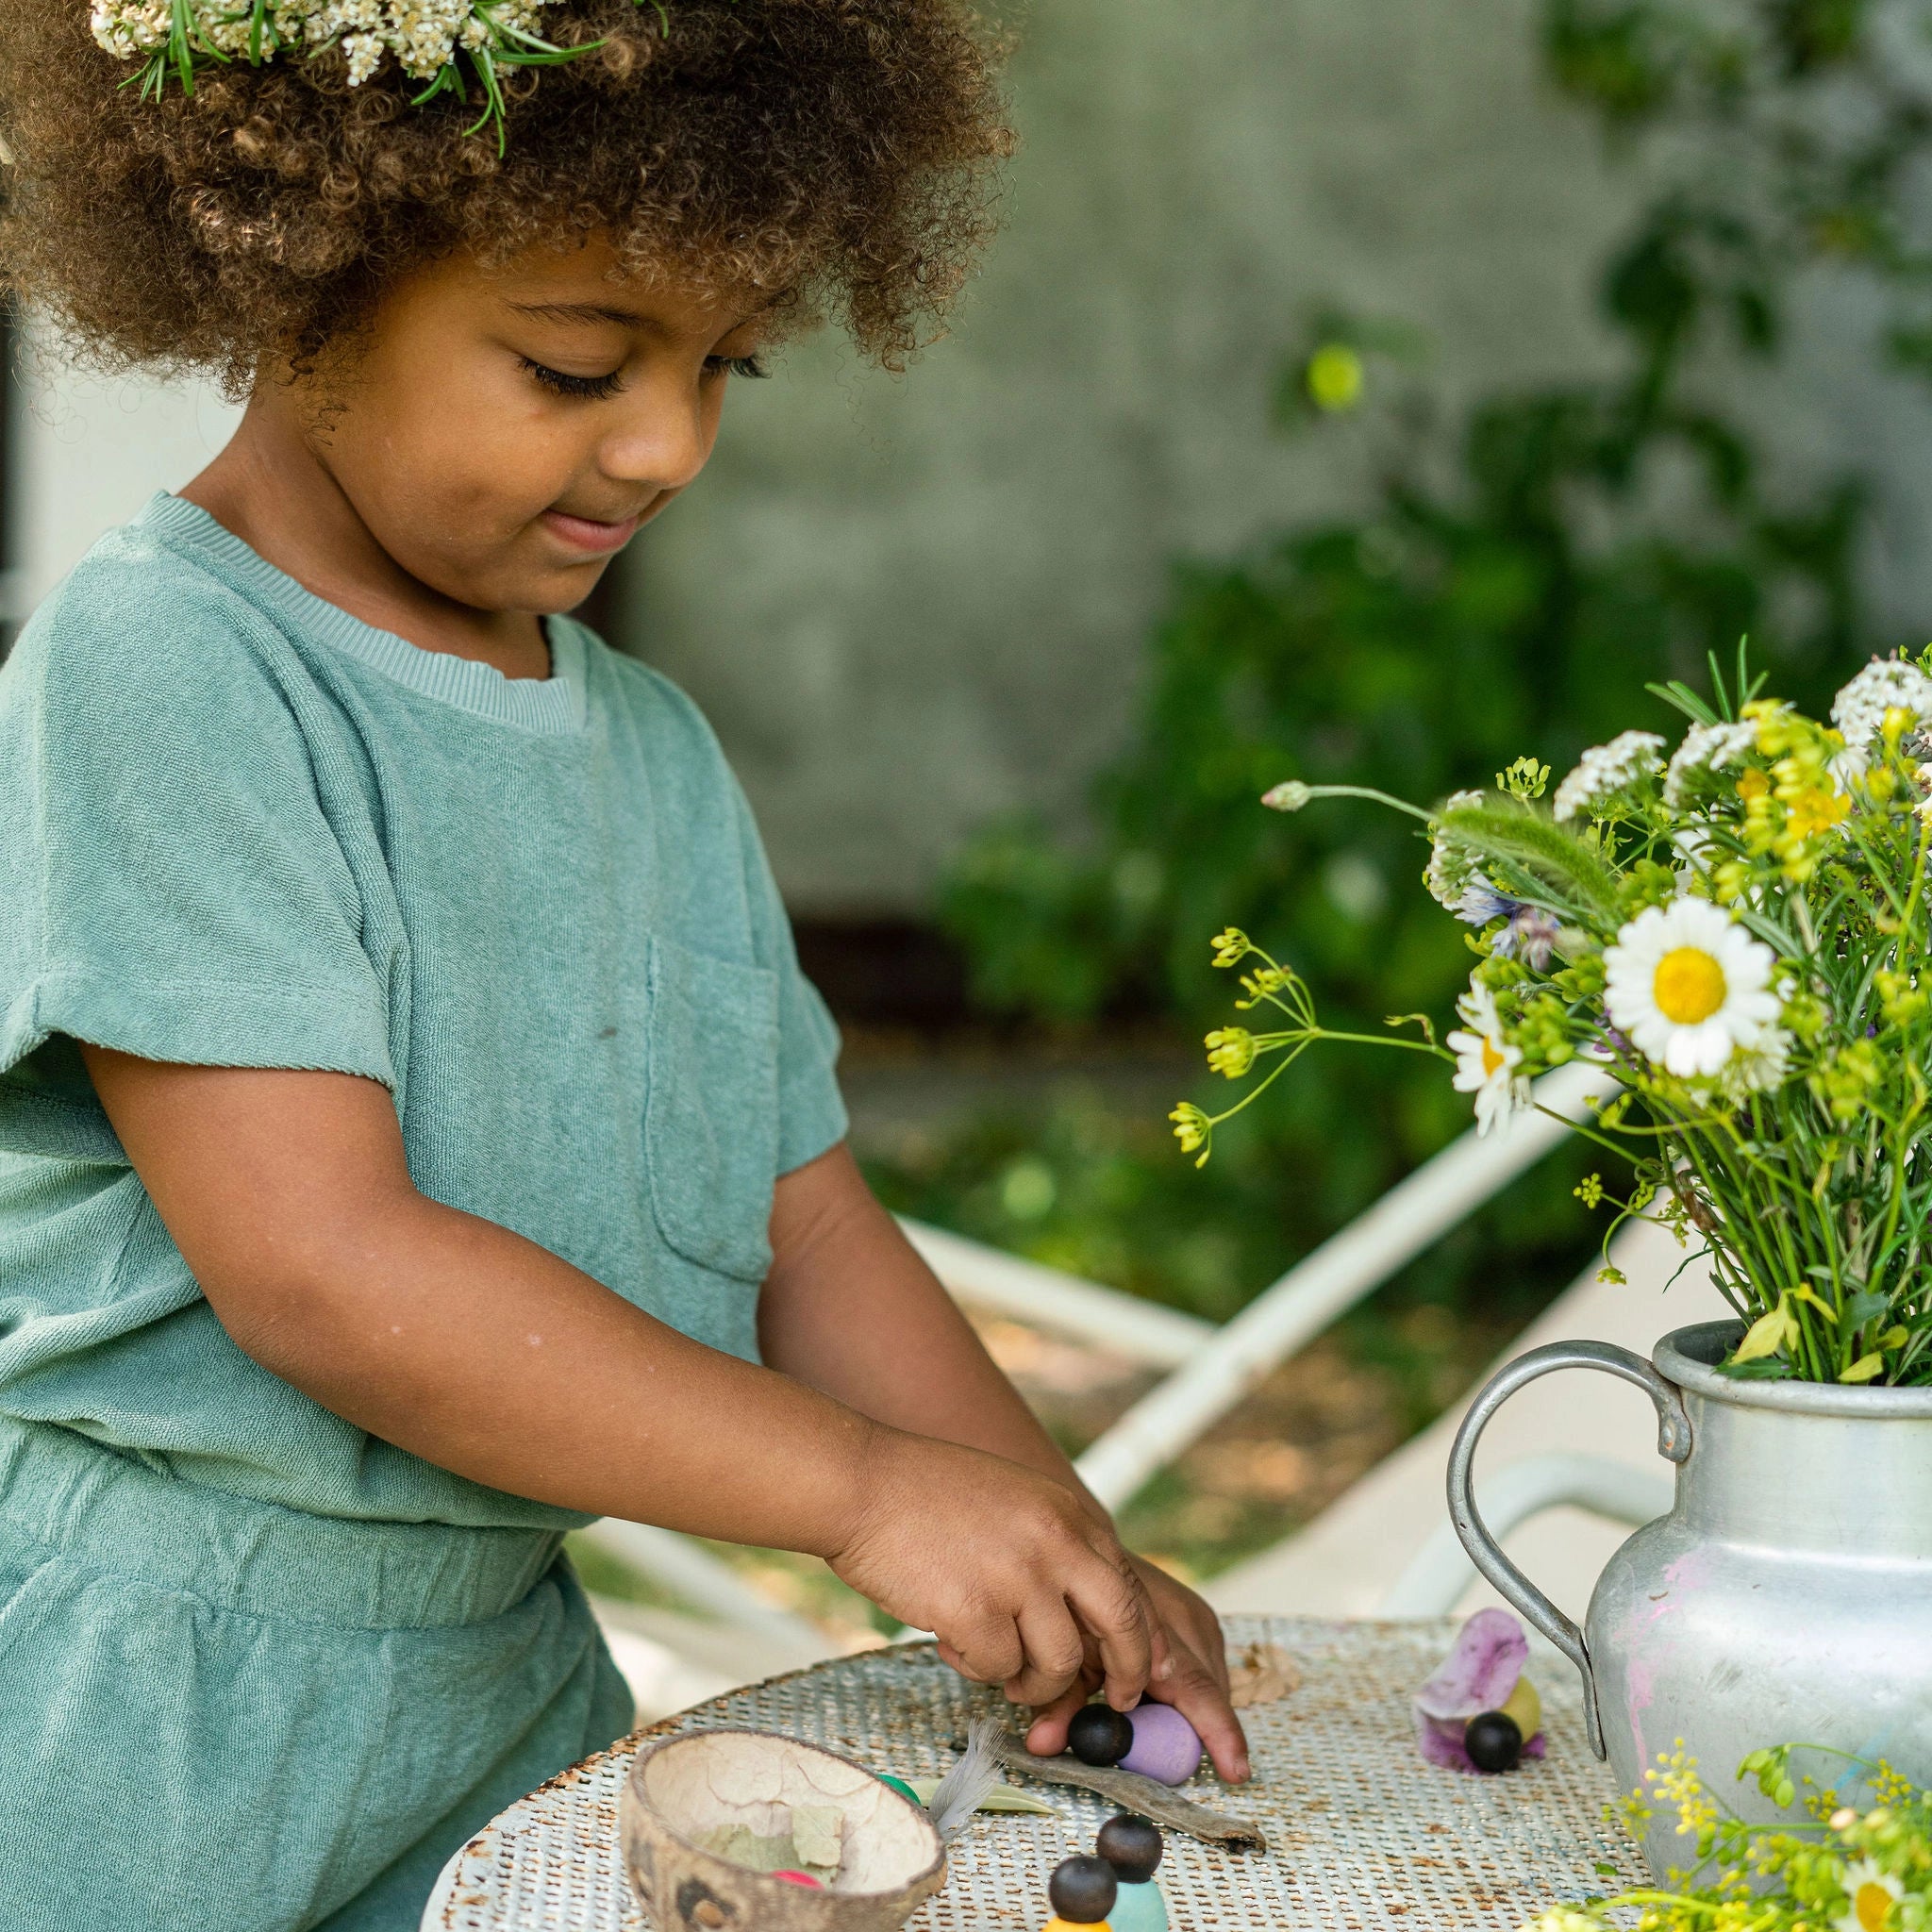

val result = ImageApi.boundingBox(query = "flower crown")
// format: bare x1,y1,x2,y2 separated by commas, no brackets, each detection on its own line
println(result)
89,0,658,144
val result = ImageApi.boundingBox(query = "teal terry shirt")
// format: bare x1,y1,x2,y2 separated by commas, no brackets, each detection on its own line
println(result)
0,492,849,1530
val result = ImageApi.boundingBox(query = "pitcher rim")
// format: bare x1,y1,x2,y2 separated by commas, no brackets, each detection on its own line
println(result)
1657,1320,1932,1418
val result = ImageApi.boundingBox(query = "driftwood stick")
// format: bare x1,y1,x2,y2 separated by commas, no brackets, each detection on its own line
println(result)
987,1731,1268,1850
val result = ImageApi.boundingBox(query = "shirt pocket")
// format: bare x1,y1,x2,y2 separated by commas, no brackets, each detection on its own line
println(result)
643,934,780,1284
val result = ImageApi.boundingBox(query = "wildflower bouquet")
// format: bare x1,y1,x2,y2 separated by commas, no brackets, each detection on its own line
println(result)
1524,1743,1931,1932
1175,652,1932,1387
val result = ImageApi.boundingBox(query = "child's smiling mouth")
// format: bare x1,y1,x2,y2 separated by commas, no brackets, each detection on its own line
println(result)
540,507,645,555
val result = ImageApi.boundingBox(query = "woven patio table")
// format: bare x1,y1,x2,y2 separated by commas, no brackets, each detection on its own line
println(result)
423,1614,1648,1932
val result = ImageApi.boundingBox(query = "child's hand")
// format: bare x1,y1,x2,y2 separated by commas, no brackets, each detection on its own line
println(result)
1023,1558,1251,1782
827,1429,1158,1712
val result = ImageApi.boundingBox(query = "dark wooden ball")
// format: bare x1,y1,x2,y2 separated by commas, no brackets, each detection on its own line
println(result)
1049,1856,1119,1925
1464,1709,1524,1774
1097,1812,1163,1883
1068,1705,1135,1767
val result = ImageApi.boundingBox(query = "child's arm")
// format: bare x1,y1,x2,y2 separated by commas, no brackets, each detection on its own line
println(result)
81,1047,1157,1715
759,1143,1249,1782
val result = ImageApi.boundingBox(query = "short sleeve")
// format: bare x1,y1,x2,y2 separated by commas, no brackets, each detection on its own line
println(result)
728,784,848,1176
0,553,393,1155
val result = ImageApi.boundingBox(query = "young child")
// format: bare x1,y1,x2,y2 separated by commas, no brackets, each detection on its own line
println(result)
0,2,1245,1925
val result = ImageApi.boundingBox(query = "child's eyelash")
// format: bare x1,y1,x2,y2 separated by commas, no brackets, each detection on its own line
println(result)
522,355,766,397
522,358,625,402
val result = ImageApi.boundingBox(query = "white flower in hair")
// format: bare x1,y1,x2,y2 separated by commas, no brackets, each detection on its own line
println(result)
93,0,568,137
1551,730,1666,823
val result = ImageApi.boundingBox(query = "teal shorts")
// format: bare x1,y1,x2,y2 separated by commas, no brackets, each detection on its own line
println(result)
0,1418,634,1931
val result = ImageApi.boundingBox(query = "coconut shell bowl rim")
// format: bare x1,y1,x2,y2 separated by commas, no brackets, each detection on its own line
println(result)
625,1724,948,1900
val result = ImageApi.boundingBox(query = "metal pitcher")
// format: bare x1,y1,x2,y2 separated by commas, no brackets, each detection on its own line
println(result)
1448,1318,1932,1880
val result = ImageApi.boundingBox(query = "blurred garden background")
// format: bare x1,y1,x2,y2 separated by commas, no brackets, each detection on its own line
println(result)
581,0,1932,1634
17,0,1932,1658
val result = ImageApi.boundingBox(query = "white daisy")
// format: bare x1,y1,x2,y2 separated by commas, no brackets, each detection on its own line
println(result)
1832,658,1932,776
1552,731,1666,823
1664,719,1757,808
1604,899,1784,1078
1447,982,1531,1135
1835,1858,1905,1932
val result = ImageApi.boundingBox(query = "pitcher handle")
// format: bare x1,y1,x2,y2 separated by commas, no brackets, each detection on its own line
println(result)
1444,1339,1691,1759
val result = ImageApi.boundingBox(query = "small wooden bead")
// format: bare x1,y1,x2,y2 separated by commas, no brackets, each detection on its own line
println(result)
1068,1705,1135,1767
1097,1812,1163,1884
1049,1854,1119,1924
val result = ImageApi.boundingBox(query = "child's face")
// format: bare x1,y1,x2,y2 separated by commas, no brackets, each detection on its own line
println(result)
305,235,771,615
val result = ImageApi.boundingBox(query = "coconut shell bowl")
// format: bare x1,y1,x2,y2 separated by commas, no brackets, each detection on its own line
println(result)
621,1729,946,1932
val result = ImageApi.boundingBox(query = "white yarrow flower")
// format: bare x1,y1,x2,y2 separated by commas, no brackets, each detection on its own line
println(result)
1664,719,1757,808
1834,1858,1904,1932
1447,982,1531,1135
1831,657,1932,775
1551,731,1666,822
1424,790,1487,909
92,0,553,86
1604,899,1783,1078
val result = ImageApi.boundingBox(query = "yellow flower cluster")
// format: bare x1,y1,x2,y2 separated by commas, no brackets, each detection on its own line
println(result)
1210,927,1251,968
1167,1103,1208,1160
1524,1742,1932,1932
1646,1740,1725,1857
1204,1027,1257,1078
1716,701,1852,892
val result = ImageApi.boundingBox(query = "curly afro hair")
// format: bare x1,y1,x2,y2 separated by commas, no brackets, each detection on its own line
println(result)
0,0,1011,386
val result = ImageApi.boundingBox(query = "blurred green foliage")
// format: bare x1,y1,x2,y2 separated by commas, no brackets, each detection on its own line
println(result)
927,0,1932,1322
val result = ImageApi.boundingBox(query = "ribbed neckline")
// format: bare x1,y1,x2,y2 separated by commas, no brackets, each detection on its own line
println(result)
141,492,590,735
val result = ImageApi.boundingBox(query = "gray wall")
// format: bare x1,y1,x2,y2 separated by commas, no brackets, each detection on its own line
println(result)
614,0,1646,910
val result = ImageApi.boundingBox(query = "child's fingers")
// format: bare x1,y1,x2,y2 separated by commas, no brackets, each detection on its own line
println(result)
1021,1669,1101,1757
1149,1617,1178,1684
934,1615,1025,1689
1002,1597,1089,1709
1134,1557,1233,1698
1147,1642,1251,1783
1065,1550,1155,1710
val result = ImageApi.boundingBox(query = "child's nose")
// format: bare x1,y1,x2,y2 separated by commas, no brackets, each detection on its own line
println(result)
600,382,715,495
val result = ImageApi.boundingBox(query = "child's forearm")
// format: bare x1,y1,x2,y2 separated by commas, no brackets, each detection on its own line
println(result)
249,1186,888,1545
758,1143,1103,1508
78,1047,1162,1712
77,1046,875,1544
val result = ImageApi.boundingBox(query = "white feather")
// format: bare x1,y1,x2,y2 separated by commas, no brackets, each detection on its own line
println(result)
924,1717,1007,1842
